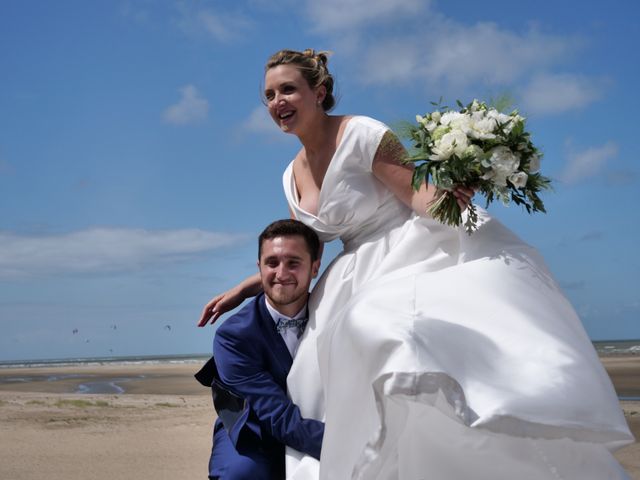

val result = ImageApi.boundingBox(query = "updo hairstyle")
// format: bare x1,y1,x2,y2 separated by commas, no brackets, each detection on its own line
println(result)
265,49,336,112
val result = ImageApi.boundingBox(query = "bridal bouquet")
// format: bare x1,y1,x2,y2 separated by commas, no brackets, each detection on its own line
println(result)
402,99,551,233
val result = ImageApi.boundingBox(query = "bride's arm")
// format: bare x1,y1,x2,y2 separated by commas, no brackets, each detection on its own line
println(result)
197,273,263,326
372,131,473,215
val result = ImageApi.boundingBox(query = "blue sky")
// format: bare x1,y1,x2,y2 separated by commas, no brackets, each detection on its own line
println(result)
0,0,638,361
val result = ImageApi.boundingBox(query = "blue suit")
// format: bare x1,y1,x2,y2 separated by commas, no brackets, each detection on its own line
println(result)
195,294,324,479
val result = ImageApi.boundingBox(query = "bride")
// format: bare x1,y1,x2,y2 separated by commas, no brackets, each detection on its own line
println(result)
199,49,633,479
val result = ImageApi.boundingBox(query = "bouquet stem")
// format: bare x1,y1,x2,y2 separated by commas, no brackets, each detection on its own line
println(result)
427,190,478,235
427,191,459,225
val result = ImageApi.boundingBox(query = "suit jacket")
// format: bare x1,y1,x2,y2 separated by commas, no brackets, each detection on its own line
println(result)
195,294,324,462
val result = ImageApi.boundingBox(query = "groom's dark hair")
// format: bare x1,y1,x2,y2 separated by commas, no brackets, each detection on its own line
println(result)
259,219,321,261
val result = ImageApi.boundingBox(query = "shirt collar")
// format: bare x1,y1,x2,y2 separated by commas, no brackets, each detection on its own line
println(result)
264,297,307,324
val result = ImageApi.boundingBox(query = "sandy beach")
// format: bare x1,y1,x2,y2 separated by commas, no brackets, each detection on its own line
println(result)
0,358,638,480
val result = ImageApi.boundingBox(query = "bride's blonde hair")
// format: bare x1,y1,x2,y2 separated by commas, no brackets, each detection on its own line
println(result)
265,49,336,112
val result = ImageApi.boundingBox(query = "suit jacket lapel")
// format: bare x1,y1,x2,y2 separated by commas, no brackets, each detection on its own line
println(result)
257,294,293,376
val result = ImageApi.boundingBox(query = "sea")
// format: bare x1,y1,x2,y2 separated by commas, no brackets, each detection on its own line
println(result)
592,339,640,357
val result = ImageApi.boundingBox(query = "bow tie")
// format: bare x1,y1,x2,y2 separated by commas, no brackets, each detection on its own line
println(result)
275,316,308,339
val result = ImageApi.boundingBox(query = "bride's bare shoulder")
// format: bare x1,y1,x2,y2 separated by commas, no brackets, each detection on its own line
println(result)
337,114,354,130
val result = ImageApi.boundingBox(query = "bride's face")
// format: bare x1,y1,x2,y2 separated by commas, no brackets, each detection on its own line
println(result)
264,64,324,135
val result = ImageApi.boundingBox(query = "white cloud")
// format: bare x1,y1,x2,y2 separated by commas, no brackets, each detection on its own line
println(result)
359,21,577,88
560,142,618,184
237,106,302,146
197,10,251,42
162,85,209,125
235,106,298,145
307,2,593,115
177,5,252,42
119,0,151,23
242,106,281,135
0,228,247,278
307,0,427,33
521,73,603,114
359,40,421,85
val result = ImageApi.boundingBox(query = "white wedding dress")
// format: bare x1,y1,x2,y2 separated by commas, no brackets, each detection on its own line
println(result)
283,116,633,479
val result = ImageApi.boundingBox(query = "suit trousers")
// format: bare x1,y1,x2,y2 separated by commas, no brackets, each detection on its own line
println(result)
208,420,284,480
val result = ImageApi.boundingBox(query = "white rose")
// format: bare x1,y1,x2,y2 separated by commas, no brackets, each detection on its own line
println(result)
490,146,519,170
439,111,459,125
508,171,528,189
430,129,469,161
486,110,515,134
440,112,472,131
467,116,497,140
487,109,510,123
470,111,484,123
487,146,520,186
431,111,441,122
528,153,541,173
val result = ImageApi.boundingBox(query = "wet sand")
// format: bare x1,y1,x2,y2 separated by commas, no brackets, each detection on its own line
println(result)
0,358,637,479
0,362,208,396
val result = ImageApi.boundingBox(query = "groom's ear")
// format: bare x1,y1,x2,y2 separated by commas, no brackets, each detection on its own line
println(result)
311,259,321,278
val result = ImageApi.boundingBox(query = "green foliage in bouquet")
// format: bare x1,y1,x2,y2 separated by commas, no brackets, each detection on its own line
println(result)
399,99,552,233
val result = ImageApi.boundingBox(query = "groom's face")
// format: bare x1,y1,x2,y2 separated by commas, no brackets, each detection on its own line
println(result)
258,235,320,312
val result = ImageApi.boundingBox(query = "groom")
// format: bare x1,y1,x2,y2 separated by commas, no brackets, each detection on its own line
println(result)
195,219,325,480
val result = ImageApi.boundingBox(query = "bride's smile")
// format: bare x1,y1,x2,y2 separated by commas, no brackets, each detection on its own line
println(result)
264,64,326,135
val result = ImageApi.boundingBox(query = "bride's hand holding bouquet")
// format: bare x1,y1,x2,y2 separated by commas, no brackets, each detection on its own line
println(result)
402,99,551,233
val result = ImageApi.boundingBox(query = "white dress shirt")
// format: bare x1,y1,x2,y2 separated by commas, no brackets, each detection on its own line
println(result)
264,298,307,357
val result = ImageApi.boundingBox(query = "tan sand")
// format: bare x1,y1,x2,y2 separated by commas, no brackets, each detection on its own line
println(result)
0,390,213,480
619,400,640,478
0,359,637,479
0,363,214,480
602,356,640,477
601,356,640,398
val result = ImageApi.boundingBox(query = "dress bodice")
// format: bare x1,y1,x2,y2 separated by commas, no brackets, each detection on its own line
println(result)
283,116,412,250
